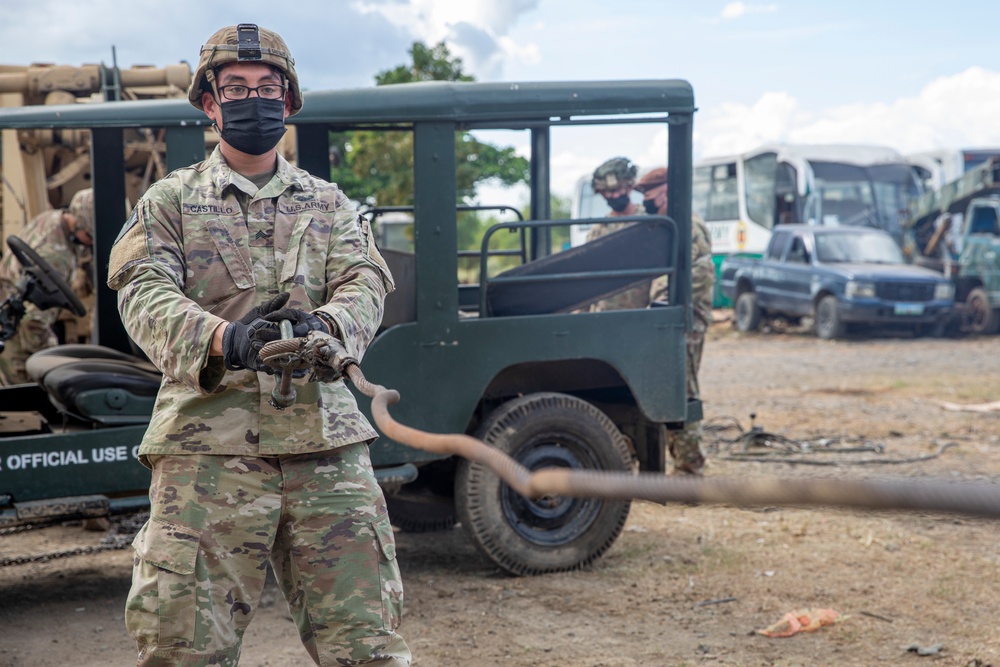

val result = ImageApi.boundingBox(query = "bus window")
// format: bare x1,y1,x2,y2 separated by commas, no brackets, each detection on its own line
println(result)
744,152,778,230
701,163,738,221
812,162,877,227
774,163,799,226
692,166,711,221
810,161,918,244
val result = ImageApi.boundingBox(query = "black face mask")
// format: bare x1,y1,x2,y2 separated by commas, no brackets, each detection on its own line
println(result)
218,97,287,156
606,194,631,212
643,199,661,215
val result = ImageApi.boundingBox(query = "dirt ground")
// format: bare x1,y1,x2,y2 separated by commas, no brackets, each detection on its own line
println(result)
2,320,999,667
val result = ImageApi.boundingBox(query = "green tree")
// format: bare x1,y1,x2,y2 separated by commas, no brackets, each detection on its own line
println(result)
457,194,572,283
329,42,529,209
374,42,474,85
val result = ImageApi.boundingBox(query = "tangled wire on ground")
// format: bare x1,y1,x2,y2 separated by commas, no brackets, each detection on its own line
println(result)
703,415,956,467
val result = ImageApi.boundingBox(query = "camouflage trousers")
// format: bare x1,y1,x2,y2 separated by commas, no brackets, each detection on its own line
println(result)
667,330,707,475
126,443,410,666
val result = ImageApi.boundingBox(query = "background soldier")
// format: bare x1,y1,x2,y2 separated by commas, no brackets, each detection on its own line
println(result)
0,187,94,385
108,24,409,666
637,167,715,474
586,156,650,311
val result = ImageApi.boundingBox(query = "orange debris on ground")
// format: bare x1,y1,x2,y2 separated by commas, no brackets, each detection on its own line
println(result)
757,608,847,638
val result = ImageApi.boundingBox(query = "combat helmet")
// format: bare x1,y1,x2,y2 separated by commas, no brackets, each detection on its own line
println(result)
592,157,638,193
188,23,303,115
68,188,94,237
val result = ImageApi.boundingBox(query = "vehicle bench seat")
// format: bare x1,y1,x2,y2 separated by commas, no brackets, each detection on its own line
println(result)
25,345,161,424
485,220,675,317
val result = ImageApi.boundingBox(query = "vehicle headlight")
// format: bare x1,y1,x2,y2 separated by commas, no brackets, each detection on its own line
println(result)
845,281,876,299
934,282,955,301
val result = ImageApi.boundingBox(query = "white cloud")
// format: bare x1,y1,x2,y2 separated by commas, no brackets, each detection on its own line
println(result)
695,67,1000,159
720,2,779,20
696,91,802,157
351,0,540,79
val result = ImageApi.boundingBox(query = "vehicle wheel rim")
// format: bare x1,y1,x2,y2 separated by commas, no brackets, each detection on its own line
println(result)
501,439,601,547
816,303,831,335
968,293,989,331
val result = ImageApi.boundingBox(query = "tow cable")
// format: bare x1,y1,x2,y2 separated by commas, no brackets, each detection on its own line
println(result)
5,331,996,568
260,331,1000,520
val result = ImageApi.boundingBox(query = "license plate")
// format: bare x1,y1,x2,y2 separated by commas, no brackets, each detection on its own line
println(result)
894,303,925,316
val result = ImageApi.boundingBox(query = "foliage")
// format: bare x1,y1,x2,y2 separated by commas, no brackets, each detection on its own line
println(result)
328,41,529,209
456,194,573,283
330,40,569,287
374,42,474,86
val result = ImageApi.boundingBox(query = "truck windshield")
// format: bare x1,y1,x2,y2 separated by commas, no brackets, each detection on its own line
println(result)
814,232,905,264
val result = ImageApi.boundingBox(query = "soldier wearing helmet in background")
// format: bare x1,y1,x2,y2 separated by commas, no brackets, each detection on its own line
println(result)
637,167,715,475
0,188,94,385
108,24,409,666
586,156,651,311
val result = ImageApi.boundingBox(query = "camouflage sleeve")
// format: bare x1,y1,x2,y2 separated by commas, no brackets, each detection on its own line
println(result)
691,217,715,298
585,223,606,243
586,220,628,243
108,193,226,392
312,203,394,361
6,211,77,285
34,238,77,285
690,217,716,331
648,218,714,305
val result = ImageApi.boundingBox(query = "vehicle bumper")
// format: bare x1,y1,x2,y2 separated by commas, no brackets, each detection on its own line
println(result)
837,299,954,325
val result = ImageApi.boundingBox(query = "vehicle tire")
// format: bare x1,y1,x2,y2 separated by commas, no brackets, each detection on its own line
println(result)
814,295,845,340
455,392,634,576
965,287,1000,335
734,291,762,332
386,492,457,533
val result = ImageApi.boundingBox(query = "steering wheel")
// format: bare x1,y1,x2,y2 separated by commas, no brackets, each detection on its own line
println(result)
6,235,86,316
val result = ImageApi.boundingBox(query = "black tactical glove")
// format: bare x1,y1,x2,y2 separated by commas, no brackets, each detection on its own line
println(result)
262,307,330,339
221,292,290,371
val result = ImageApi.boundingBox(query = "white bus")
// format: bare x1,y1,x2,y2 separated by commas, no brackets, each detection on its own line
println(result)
906,147,1000,192
694,143,923,305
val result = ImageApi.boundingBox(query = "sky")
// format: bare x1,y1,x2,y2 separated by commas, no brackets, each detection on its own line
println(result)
2,0,1000,202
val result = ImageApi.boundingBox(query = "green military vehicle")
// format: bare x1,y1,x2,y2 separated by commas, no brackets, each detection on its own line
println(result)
0,79,698,574
905,157,1000,334
955,196,1000,333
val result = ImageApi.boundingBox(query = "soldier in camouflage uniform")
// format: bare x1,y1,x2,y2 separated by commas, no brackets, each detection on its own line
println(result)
586,157,651,311
107,24,410,666
637,168,715,475
0,188,94,385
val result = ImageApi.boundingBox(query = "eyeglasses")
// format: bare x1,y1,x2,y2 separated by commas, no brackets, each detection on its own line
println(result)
218,84,287,101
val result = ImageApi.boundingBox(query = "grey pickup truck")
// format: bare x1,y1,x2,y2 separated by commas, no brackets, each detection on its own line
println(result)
721,224,956,339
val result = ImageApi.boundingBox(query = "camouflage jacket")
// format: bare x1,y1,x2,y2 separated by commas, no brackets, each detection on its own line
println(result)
585,209,650,311
108,147,394,458
649,214,715,332
689,215,715,332
0,209,81,296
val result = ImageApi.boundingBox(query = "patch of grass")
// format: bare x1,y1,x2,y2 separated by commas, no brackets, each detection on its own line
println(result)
928,573,965,601
699,543,741,569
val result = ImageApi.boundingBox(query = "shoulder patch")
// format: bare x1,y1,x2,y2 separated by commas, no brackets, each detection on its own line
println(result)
108,205,150,289
115,206,140,245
